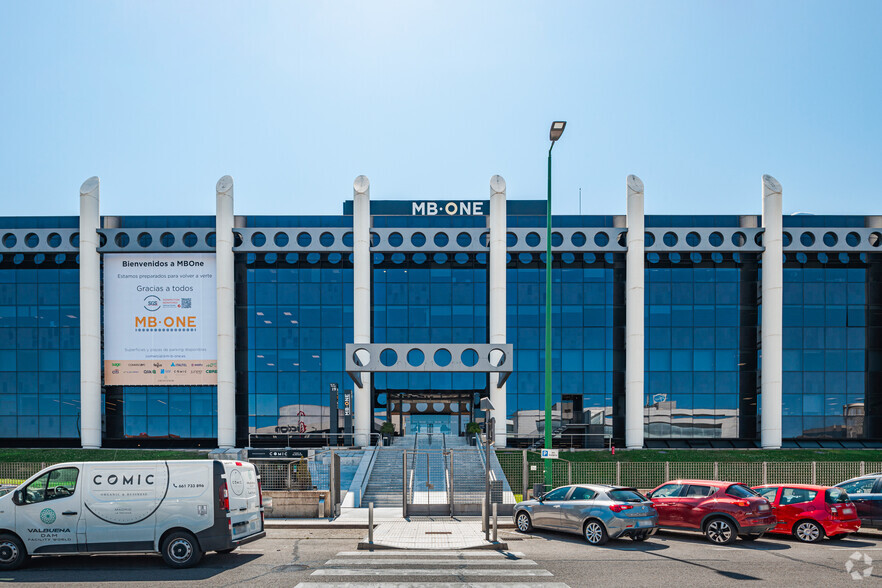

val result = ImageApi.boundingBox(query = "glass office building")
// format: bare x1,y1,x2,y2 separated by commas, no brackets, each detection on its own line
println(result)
0,177,880,449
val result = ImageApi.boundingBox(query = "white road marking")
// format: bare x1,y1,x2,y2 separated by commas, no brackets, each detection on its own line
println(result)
336,551,526,557
311,569,555,577
295,583,570,588
325,559,537,566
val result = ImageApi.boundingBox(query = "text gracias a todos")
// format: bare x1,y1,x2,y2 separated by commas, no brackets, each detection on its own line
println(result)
124,259,207,328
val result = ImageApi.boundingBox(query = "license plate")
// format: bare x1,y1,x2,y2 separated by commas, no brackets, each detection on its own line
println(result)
842,508,853,515
759,504,770,511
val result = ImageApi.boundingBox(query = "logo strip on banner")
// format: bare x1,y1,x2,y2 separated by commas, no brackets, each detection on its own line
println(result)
103,253,218,386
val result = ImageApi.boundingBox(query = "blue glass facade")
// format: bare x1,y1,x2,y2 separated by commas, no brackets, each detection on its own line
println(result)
1,206,880,448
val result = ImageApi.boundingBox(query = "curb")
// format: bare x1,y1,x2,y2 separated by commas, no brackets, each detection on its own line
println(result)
266,522,517,530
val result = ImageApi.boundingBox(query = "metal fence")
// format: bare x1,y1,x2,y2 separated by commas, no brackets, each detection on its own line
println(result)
496,451,882,496
249,457,331,490
0,462,49,484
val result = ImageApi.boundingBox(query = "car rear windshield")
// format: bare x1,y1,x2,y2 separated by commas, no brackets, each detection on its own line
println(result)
825,488,850,504
726,484,758,498
608,489,647,503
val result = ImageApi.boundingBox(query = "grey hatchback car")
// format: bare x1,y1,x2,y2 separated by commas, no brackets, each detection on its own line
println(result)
513,484,659,545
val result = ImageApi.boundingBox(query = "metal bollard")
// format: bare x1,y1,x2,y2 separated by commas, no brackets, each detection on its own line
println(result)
492,503,498,543
482,500,487,536
368,502,374,544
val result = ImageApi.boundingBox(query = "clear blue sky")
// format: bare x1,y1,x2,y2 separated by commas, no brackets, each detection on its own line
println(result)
1,1,880,218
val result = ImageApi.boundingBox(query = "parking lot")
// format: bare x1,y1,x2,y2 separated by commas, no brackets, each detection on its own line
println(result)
2,527,880,587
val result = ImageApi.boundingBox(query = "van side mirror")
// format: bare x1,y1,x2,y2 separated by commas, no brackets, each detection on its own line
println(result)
12,490,23,505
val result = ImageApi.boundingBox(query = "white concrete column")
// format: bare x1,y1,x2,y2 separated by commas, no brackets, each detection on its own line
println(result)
489,175,507,447
625,175,645,449
79,177,101,449
761,175,783,449
353,175,372,447
216,176,236,448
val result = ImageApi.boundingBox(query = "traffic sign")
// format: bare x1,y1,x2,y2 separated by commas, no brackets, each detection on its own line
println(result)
541,449,559,459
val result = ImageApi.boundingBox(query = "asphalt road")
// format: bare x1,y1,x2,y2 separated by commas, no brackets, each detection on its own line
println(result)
2,527,881,587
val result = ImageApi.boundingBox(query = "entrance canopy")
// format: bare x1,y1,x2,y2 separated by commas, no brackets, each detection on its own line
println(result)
344,343,513,388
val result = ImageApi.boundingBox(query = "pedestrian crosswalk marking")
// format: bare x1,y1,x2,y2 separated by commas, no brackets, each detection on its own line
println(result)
311,569,554,577
293,549,569,588
325,558,538,566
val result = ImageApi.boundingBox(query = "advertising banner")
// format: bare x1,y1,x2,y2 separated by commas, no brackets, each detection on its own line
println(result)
103,253,217,386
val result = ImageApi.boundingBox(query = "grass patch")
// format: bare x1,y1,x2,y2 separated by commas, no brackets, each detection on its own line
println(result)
500,448,882,463
0,448,210,463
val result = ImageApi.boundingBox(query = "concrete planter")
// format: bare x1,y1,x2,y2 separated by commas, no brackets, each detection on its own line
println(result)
264,490,331,518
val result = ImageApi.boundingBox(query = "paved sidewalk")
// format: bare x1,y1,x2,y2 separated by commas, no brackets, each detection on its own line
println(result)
358,520,508,550
265,507,404,528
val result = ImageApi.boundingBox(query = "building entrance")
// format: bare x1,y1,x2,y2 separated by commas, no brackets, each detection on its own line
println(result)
386,391,475,436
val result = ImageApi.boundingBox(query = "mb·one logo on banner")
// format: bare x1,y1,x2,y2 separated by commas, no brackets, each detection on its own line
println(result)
412,201,485,216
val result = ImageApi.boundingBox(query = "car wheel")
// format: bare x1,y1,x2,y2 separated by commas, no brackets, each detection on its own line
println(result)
0,534,28,571
705,518,737,545
583,519,609,546
742,533,764,542
793,520,824,543
161,531,204,568
515,511,533,533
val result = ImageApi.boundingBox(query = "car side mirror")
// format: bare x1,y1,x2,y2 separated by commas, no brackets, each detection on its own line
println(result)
645,491,654,499
12,490,23,505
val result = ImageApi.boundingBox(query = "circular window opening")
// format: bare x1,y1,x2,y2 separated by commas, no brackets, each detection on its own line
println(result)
114,232,130,248
392,252,405,264
690,252,702,263
434,232,449,247
329,252,341,264
205,232,216,247
663,232,678,247
160,232,175,247
285,253,299,264
274,232,289,247
489,348,506,368
433,348,452,367
823,232,838,247
571,232,586,247
686,232,701,246
870,232,882,247
307,252,320,264
264,252,277,264
433,403,445,413
839,253,850,264
669,252,681,263
320,232,335,247
370,232,380,247
551,232,563,247
525,232,541,247
413,252,427,264
183,232,198,247
415,403,428,413
388,232,403,247
846,232,861,247
647,252,660,263
433,253,448,264
353,348,371,367
781,231,791,247
411,232,426,247
25,233,39,248
380,348,398,367
342,232,354,247
518,252,532,264
137,232,152,247
297,232,312,247
407,349,425,367
455,252,469,264
800,232,815,247
583,252,596,264
709,232,723,247
54,253,66,264
562,252,575,264
456,232,472,247
250,232,265,247
2,233,17,248
594,232,609,247
731,231,746,247
461,348,479,367
506,232,517,247
712,252,723,263
645,232,655,247
47,233,62,248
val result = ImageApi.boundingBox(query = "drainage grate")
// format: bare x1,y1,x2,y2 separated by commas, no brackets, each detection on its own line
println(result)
425,531,452,535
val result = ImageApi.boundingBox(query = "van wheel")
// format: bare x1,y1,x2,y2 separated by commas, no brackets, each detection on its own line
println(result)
161,531,203,568
0,534,28,571
216,547,237,554
705,518,737,545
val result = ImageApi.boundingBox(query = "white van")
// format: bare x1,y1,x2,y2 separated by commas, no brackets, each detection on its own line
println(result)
0,460,265,570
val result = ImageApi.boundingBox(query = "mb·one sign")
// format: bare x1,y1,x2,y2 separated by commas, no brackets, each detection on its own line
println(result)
412,201,487,216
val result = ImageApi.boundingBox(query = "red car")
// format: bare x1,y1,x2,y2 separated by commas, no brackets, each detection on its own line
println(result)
752,484,861,542
647,479,776,544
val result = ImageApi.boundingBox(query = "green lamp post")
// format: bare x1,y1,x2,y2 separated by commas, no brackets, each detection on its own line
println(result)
544,121,566,490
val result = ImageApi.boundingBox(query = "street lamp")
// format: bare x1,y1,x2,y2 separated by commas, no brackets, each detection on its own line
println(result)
545,121,565,490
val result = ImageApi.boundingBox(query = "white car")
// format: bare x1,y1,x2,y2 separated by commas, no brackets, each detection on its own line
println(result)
0,460,266,569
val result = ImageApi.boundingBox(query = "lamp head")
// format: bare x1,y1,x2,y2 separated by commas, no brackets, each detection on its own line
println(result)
549,121,567,142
